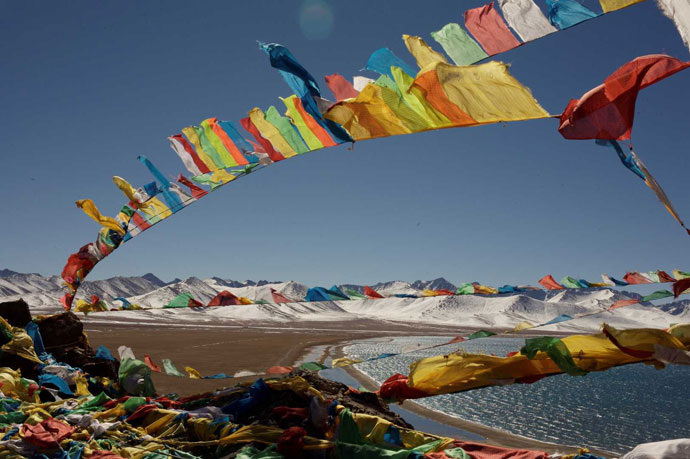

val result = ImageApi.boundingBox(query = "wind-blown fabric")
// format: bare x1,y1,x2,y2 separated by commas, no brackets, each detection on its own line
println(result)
403,35,448,69
657,0,690,51
599,0,645,13
559,54,690,140
498,0,557,41
324,73,359,101
380,324,690,401
545,0,600,29
168,135,206,176
464,2,522,55
75,200,125,235
538,274,564,290
430,23,488,66
365,48,417,79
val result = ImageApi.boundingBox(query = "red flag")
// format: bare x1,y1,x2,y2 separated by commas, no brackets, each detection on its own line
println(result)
673,278,690,298
240,117,285,162
623,272,652,284
559,55,690,140
144,355,162,373
657,271,676,283
364,286,384,299
271,288,294,303
464,2,521,55
325,73,359,101
608,299,640,311
538,275,564,290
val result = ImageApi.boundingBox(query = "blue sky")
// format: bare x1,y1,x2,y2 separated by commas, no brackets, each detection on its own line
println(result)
1,0,688,287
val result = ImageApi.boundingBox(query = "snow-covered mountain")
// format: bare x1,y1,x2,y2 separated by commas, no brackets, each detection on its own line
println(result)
0,269,688,333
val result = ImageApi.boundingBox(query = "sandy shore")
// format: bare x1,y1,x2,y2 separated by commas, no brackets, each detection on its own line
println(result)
84,320,615,457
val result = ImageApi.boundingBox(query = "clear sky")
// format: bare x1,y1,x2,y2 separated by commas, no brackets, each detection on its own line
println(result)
1,0,688,287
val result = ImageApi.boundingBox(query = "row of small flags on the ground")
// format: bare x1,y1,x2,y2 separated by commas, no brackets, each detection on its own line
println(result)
76,269,690,314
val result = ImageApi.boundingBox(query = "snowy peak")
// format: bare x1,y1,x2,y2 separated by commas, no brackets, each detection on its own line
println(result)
410,277,457,292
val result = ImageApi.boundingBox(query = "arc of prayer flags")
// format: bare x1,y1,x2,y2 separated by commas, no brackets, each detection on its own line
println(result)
61,0,688,307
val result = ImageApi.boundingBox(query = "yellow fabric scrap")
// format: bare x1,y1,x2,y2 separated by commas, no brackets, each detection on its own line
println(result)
598,0,644,13
322,104,372,141
513,321,534,332
185,366,202,379
181,126,217,171
331,357,362,367
391,67,450,128
112,176,150,210
248,108,298,158
281,95,324,150
603,324,687,355
75,199,126,235
399,429,454,451
422,289,440,297
75,375,91,396
138,196,173,221
266,376,325,402
2,327,42,363
209,169,237,186
673,270,690,280
238,296,253,305
355,84,416,135
406,330,645,396
403,34,448,69
669,324,690,345
145,411,178,435
427,61,550,124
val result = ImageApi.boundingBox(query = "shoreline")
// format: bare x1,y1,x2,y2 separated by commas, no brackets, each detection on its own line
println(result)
84,321,616,456
325,340,617,458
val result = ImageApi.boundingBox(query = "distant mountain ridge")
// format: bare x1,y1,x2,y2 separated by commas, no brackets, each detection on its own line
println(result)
0,269,688,323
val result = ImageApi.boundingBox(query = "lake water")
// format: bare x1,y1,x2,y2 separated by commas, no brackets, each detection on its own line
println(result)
344,336,690,455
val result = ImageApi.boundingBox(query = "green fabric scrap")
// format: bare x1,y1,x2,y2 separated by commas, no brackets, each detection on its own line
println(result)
444,447,471,459
299,362,328,371
345,289,367,299
162,358,186,377
467,330,496,340
521,337,588,376
236,444,283,458
410,438,444,453
0,411,26,424
335,442,413,458
641,290,673,302
123,396,148,413
456,283,475,295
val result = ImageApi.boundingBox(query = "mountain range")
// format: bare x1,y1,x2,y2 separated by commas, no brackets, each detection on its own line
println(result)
1,269,688,332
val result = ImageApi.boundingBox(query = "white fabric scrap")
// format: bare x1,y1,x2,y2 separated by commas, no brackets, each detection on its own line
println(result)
498,0,557,42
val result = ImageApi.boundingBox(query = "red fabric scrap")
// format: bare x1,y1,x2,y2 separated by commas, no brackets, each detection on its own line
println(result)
452,440,549,458
464,2,521,55
172,134,211,174
608,299,640,311
657,271,676,283
559,55,690,140
22,419,75,449
325,73,359,101
434,289,455,296
240,117,285,162
447,336,466,344
267,366,294,375
126,403,158,422
272,406,309,422
271,288,294,303
673,278,690,298
208,290,241,306
144,355,162,373
623,272,652,285
177,174,208,199
538,275,564,290
277,426,307,457
379,373,429,401
364,286,384,299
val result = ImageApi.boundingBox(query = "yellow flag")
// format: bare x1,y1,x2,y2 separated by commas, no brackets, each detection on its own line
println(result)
76,200,126,235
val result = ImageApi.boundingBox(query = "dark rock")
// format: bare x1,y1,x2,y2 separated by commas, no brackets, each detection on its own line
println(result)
0,298,32,327
36,312,118,380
